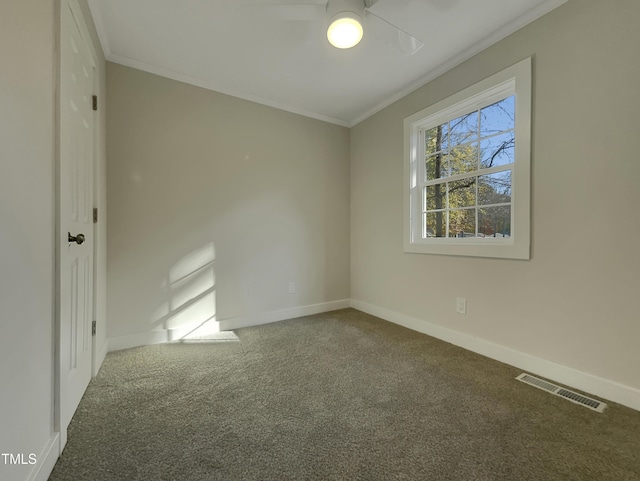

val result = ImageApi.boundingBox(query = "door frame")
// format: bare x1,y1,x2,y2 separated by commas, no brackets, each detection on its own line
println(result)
54,0,104,451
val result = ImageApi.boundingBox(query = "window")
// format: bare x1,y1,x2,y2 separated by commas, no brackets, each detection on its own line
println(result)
404,58,531,259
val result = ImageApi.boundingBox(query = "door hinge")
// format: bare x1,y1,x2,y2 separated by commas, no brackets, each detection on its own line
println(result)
93,208,98,223
92,320,96,336
92,95,98,111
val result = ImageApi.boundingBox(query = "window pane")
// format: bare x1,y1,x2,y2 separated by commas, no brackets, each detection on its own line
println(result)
449,209,475,238
440,121,451,151
478,206,511,238
480,96,515,137
478,171,511,205
425,184,446,211
425,125,446,156
449,143,478,176
480,132,514,169
449,111,478,147
448,178,476,209
425,211,447,238
426,153,448,180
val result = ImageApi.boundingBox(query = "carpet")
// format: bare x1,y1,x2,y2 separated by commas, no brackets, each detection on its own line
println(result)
49,308,640,480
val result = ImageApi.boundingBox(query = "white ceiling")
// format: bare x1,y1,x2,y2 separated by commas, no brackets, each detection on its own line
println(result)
88,0,567,127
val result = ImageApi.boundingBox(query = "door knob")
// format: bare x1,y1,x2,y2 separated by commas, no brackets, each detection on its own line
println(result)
68,232,86,245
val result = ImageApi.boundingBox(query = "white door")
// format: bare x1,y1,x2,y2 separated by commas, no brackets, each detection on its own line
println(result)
59,0,95,448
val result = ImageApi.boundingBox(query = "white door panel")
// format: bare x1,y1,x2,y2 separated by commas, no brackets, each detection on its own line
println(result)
59,0,95,448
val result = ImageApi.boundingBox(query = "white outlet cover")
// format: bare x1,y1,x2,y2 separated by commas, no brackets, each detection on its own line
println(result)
456,297,467,314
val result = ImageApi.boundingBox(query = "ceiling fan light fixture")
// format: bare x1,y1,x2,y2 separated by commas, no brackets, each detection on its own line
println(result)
327,12,363,49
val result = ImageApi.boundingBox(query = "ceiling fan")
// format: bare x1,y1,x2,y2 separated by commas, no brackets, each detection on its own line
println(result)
256,0,424,55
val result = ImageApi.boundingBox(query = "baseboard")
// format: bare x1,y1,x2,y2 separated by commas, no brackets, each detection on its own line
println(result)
350,299,640,412
93,339,109,376
108,330,169,352
29,432,60,481
108,300,351,352
218,299,351,330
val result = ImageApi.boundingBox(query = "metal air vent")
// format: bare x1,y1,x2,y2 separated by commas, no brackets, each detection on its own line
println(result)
516,373,607,413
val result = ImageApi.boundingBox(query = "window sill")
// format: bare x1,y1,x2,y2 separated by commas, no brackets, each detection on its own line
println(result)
404,238,529,260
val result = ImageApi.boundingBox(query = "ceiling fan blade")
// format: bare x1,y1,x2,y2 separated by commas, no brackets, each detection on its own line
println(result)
365,9,424,55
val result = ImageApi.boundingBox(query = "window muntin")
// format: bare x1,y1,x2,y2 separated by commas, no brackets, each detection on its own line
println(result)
404,58,531,259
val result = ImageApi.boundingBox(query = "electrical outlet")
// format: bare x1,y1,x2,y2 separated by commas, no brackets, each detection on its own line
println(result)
288,281,296,294
456,297,467,314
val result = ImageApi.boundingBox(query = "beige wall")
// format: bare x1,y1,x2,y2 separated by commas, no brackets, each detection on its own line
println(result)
351,0,640,392
0,1,106,479
0,1,56,479
106,64,350,341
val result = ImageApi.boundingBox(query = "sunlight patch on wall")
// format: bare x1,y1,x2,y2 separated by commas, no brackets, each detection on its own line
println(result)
152,242,223,341
165,291,216,330
170,243,215,284
170,265,215,311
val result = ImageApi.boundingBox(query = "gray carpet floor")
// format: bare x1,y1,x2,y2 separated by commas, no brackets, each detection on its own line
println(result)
49,309,640,480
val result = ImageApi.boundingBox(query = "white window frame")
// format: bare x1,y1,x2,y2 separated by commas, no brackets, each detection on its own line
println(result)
404,57,531,259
